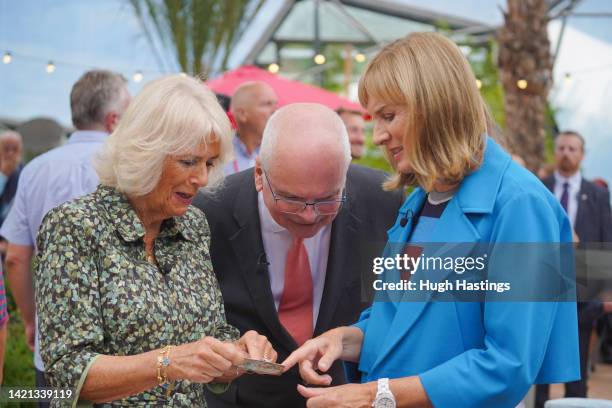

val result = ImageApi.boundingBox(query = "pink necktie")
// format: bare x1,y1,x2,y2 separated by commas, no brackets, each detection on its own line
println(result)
278,238,313,345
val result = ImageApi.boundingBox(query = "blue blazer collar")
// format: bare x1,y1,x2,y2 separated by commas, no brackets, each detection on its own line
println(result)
397,137,510,216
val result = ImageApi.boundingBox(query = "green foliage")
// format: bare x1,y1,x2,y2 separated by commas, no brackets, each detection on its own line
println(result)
354,133,393,173
129,0,264,75
466,41,506,129
3,282,36,406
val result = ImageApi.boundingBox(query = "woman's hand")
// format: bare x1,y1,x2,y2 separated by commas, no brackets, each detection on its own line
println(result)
282,329,345,386
297,383,376,408
237,330,278,362
168,336,245,383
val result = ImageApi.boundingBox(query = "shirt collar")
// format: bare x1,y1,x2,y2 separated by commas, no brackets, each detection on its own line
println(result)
233,134,259,159
554,171,582,190
96,185,197,242
67,130,109,144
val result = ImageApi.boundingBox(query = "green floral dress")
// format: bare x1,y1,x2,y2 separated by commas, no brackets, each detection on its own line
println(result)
35,185,239,407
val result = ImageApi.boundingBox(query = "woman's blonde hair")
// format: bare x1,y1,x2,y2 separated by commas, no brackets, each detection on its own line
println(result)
358,32,489,191
95,75,233,196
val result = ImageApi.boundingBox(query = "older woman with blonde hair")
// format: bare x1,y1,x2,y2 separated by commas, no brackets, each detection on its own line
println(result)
283,32,580,408
35,75,277,407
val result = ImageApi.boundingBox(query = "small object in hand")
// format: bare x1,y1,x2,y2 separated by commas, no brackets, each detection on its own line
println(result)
237,358,284,376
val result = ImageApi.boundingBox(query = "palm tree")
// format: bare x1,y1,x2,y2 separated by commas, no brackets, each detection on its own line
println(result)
497,0,553,172
130,0,263,77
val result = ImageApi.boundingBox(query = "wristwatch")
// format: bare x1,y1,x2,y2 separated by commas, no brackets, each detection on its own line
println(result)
372,378,396,408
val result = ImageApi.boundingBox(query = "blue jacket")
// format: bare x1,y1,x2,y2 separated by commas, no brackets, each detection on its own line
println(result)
348,138,580,408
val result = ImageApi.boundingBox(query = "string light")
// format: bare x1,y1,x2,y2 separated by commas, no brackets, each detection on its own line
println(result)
563,72,572,85
268,63,280,74
133,71,143,82
314,54,326,65
46,61,55,73
355,53,366,63
3,52,12,64
517,79,528,89
476,79,482,89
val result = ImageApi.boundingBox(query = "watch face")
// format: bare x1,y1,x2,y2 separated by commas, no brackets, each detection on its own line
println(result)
375,396,396,408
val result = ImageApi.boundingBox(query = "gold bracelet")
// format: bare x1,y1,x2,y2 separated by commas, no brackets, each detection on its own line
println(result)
156,346,174,385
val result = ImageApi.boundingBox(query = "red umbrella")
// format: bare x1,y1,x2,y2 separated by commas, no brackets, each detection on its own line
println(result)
207,65,364,113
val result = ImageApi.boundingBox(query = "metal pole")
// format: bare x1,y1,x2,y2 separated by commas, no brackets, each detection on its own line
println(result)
314,0,323,86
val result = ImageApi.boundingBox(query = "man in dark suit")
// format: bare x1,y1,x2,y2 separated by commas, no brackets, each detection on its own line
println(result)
194,103,403,407
536,130,612,406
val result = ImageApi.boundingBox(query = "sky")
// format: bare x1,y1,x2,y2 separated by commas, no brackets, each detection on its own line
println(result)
1,0,611,182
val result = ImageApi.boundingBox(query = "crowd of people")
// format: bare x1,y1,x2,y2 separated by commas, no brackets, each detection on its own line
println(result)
0,31,610,408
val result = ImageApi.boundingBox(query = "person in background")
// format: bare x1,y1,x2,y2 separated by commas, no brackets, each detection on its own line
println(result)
337,108,367,160
0,130,24,227
537,130,612,406
0,69,130,405
283,32,580,408
195,103,402,407
225,81,278,175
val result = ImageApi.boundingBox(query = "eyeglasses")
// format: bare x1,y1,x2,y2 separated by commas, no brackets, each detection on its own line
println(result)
263,171,346,215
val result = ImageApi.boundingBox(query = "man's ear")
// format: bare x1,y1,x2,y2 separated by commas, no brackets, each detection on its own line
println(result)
104,111,119,133
254,158,264,192
233,107,248,124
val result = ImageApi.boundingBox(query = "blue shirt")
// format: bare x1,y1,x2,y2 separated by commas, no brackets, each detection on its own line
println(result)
224,134,259,175
0,129,107,370
0,130,106,247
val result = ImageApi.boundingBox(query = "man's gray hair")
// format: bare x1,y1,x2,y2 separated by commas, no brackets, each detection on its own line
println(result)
70,70,127,129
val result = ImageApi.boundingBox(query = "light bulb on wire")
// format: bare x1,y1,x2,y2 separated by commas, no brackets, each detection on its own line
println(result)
133,71,143,83
46,61,55,73
268,63,280,74
314,54,326,65
2,52,12,64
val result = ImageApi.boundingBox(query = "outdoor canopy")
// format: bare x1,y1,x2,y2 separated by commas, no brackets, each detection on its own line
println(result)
207,65,364,113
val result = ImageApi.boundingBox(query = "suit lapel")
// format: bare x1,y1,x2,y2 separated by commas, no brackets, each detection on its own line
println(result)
543,176,555,193
574,178,588,239
229,178,296,351
313,204,361,336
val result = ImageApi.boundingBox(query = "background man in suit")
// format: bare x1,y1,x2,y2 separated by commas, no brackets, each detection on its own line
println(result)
537,130,612,406
195,103,403,407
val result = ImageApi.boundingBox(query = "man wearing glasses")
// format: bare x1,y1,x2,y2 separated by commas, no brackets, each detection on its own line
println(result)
195,103,402,408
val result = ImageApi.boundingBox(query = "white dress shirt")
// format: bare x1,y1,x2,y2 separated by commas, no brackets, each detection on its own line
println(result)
553,171,582,230
257,192,331,327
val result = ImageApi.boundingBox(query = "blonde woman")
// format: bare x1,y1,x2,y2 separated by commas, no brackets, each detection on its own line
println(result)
35,75,276,407
283,32,580,408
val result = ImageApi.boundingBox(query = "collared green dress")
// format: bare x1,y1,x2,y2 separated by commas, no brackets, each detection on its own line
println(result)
35,185,239,407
